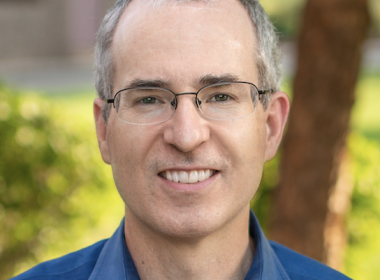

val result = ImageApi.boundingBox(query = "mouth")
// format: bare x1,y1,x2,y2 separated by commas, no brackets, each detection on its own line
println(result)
159,169,218,184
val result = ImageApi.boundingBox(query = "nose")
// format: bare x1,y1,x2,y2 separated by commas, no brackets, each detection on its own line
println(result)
163,95,210,153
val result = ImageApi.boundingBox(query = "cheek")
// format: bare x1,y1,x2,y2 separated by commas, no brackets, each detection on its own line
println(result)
219,119,266,192
222,118,266,165
107,122,161,191
107,125,141,189
109,121,154,162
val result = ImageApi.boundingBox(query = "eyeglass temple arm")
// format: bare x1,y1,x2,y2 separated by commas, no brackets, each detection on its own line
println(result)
258,89,274,95
102,97,114,104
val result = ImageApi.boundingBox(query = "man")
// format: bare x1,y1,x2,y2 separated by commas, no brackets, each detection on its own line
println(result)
13,0,350,279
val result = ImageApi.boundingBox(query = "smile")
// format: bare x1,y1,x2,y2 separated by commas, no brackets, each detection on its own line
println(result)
160,169,217,184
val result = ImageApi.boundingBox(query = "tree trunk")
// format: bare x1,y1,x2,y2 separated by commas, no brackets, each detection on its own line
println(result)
323,149,354,270
268,0,370,267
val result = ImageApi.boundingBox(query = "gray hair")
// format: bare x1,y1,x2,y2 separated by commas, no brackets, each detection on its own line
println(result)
94,0,281,122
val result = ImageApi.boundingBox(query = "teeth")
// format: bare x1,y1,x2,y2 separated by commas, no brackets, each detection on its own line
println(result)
198,170,205,181
166,171,173,181
189,171,198,183
163,169,215,184
172,171,179,183
179,171,189,183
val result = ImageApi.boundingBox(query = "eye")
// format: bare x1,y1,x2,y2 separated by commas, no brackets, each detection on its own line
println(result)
208,93,231,102
140,96,158,104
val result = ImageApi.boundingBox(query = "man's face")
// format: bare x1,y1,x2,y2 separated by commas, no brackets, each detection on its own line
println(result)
97,0,277,238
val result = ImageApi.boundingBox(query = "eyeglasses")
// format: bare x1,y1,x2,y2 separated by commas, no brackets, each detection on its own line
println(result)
104,81,273,125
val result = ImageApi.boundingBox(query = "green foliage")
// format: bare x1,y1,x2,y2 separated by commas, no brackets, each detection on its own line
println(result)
346,74,380,280
260,0,306,38
344,133,380,280
369,0,380,37
351,71,380,141
260,0,380,38
0,85,123,279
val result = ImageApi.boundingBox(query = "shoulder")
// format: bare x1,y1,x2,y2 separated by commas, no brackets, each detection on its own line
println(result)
11,239,108,280
269,241,352,280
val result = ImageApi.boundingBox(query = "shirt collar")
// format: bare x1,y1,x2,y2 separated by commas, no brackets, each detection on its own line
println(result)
88,219,139,280
89,210,290,280
245,211,290,280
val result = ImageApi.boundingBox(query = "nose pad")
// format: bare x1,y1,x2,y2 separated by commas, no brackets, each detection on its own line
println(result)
195,97,202,107
171,98,177,109
171,94,201,111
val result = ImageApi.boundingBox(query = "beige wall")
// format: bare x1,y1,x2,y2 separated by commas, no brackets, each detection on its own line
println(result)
0,0,115,60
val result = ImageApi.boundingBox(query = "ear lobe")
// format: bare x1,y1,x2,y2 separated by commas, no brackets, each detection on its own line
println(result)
264,92,290,161
94,98,111,164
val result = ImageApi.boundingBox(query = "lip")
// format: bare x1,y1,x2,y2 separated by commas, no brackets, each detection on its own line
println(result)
158,169,220,192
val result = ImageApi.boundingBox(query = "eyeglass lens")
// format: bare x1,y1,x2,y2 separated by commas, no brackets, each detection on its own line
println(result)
114,83,258,125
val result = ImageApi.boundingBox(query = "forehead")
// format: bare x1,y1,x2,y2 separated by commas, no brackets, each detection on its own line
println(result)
112,0,257,90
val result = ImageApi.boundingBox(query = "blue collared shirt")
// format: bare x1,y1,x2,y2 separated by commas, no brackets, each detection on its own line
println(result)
12,211,351,280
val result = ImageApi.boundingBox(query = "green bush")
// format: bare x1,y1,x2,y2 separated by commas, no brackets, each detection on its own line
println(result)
345,133,380,280
260,0,380,38
0,85,123,279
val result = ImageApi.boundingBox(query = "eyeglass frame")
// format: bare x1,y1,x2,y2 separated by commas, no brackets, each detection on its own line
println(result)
103,81,274,120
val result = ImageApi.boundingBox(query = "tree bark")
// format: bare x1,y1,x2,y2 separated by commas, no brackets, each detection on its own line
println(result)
268,0,370,266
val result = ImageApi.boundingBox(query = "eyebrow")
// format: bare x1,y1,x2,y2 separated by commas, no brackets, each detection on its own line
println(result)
198,73,241,86
125,78,171,89
122,73,241,91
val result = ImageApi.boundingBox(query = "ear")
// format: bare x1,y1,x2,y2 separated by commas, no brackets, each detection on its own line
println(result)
94,98,111,164
264,92,290,161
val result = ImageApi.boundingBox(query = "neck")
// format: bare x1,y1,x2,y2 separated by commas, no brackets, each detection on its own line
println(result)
124,209,254,280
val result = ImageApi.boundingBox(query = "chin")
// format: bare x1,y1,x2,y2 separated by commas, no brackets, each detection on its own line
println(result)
158,222,219,241
145,206,230,240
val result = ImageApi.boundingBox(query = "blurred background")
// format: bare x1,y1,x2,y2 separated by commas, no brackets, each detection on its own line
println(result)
0,0,379,279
